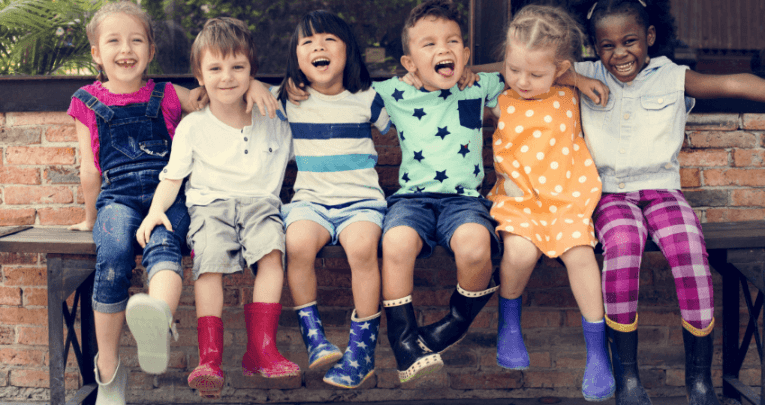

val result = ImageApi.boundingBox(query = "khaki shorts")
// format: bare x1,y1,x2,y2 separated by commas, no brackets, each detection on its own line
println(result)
187,196,285,280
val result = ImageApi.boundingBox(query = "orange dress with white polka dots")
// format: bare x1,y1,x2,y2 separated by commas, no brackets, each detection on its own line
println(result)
487,86,602,258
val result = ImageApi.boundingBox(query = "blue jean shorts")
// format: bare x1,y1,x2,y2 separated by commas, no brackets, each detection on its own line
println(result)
282,199,387,245
382,192,500,258
92,168,190,314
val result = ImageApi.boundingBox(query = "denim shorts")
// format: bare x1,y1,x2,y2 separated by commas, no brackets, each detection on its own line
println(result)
382,192,500,258
282,199,387,245
188,196,285,280
92,168,190,314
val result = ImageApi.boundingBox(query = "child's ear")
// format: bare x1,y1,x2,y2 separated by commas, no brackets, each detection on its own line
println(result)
401,54,417,73
647,25,656,47
462,46,471,66
556,60,572,79
91,46,102,65
148,44,156,62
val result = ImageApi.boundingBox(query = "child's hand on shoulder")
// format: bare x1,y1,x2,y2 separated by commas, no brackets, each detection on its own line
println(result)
285,78,310,105
188,86,209,111
136,210,173,248
578,76,610,107
246,79,279,119
68,220,94,232
399,68,479,91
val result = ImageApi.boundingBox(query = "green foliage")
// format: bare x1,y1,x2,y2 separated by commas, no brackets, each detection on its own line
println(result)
0,0,104,75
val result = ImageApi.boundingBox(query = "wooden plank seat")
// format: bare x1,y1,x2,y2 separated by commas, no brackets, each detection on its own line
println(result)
1,221,764,405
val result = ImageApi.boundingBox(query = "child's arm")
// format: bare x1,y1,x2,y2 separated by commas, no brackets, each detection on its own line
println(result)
136,178,183,247
69,120,101,231
245,79,279,118
399,70,478,90
285,78,310,105
557,70,610,107
173,84,207,114
685,71,765,102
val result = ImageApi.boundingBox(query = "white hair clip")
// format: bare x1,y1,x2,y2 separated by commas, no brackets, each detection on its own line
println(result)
586,2,598,19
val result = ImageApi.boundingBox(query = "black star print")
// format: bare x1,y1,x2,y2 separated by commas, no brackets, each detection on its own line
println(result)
399,130,405,141
458,144,470,157
413,108,426,120
413,150,424,162
434,170,448,183
435,126,450,140
474,81,481,88
439,89,452,100
402,172,410,182
455,185,465,194
392,89,404,102
415,186,425,192
473,164,481,177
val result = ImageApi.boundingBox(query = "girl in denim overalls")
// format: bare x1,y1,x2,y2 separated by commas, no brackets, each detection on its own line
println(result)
67,3,203,404
574,1,765,404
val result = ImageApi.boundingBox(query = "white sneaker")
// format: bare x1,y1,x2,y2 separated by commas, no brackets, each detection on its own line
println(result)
126,293,177,374
94,354,127,405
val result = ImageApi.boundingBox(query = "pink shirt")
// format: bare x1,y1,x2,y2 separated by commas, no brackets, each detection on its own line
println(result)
67,80,182,173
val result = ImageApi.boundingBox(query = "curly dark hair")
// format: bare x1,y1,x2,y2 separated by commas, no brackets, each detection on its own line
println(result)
578,0,677,59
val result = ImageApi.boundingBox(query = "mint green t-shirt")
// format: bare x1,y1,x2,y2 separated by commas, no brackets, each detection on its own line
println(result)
373,72,504,197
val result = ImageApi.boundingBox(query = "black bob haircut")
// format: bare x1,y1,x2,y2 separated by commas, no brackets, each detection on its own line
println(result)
580,0,677,59
278,10,371,101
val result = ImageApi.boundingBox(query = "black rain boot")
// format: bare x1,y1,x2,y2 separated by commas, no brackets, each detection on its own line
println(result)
417,281,498,354
682,321,721,405
383,296,443,383
608,318,652,405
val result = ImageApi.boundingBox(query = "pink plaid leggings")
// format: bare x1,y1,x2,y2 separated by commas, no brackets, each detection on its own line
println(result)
593,189,714,330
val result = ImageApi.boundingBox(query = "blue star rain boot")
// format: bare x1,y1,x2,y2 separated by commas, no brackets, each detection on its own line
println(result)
296,301,342,369
323,309,381,388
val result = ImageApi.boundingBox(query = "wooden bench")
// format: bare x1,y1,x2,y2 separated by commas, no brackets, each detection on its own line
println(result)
1,221,765,405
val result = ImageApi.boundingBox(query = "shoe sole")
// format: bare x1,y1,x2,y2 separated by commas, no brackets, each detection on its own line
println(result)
322,369,375,389
582,385,616,402
188,374,224,399
126,294,170,374
398,353,443,383
308,351,343,369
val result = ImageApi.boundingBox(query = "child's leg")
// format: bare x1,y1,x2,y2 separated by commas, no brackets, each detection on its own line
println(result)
642,190,717,404
560,246,615,401
188,272,226,399
286,220,331,306
196,273,224,318
451,223,493,291
381,225,422,300
338,221,381,317
593,193,651,405
496,233,541,370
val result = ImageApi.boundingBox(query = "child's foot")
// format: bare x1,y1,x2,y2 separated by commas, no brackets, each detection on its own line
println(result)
188,364,225,399
582,317,616,401
94,353,127,405
323,310,381,389
295,302,343,369
384,296,444,383
243,302,301,378
497,296,530,370
126,293,177,374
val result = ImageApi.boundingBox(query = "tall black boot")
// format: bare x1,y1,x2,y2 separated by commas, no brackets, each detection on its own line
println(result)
417,281,498,354
383,296,443,383
608,319,652,405
683,321,721,405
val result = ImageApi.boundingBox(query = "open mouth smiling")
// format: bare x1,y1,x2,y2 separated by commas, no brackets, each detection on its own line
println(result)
614,61,635,74
435,60,455,77
115,59,137,68
312,57,330,68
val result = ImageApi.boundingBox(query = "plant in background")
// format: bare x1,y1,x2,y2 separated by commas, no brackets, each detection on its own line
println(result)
0,0,104,75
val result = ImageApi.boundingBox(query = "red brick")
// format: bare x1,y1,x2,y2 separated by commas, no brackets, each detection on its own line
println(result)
706,208,765,222
0,127,42,145
44,166,80,184
3,266,46,286
0,286,22,306
556,352,586,368
521,310,562,328
731,189,765,207
0,112,5,126
6,146,76,165
0,326,14,345
7,111,71,126
742,113,765,130
0,252,39,265
0,307,47,325
678,150,729,167
703,169,765,187
733,149,765,167
688,131,756,149
38,207,85,226
0,208,36,225
4,186,73,205
16,326,48,345
680,168,701,188
684,114,739,131
524,370,579,387
449,371,522,389
0,167,40,184
0,348,45,366
45,125,77,142
640,310,682,326
9,368,80,389
24,288,47,306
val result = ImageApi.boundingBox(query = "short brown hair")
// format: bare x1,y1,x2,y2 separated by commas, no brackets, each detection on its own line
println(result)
401,0,464,55
190,17,258,80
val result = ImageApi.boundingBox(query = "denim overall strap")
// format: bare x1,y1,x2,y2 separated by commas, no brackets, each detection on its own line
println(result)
145,82,167,119
73,88,115,122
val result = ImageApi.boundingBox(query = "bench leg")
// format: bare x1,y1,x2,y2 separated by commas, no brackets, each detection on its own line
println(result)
47,257,66,405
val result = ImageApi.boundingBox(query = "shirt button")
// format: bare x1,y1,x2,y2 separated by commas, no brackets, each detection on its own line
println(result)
269,148,273,152
163,169,167,173
244,137,248,141
619,183,626,189
244,150,248,154
619,148,626,154
665,163,672,169
623,113,630,120
657,98,664,103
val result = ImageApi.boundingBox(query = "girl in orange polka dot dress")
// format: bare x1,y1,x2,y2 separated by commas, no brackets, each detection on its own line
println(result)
487,5,614,401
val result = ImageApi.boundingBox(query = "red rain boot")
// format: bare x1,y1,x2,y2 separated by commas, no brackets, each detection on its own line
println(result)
187,316,225,398
242,302,300,378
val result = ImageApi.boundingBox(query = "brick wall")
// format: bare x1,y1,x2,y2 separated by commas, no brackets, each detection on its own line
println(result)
0,110,763,402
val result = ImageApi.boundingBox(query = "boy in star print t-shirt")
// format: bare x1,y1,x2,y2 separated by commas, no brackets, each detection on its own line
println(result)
374,0,505,383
